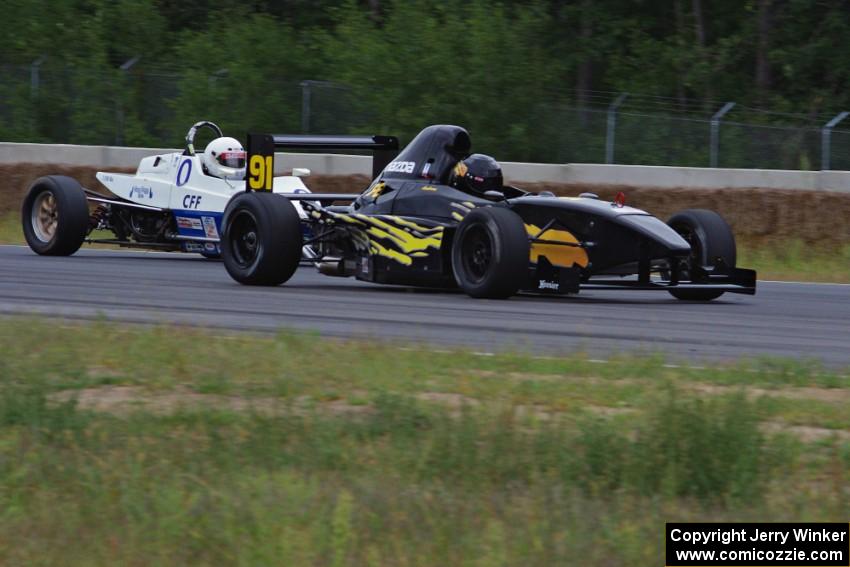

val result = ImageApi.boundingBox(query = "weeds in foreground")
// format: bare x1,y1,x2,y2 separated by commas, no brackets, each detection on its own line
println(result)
0,318,847,565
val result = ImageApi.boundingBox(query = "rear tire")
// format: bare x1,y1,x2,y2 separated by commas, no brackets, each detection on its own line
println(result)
221,192,302,286
21,175,90,256
666,209,736,301
452,207,529,299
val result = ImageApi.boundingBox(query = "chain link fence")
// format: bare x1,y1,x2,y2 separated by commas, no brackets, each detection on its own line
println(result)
0,64,365,149
2,64,849,170
829,130,850,171
615,112,710,166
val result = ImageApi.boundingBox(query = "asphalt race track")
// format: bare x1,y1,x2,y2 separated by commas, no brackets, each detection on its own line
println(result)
1,245,848,366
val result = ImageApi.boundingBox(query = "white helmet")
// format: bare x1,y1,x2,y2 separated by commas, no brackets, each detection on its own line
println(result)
203,137,246,180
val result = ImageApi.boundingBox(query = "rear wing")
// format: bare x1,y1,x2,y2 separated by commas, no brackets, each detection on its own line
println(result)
245,132,399,193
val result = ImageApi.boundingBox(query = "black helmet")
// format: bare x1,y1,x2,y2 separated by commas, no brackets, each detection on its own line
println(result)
449,154,503,194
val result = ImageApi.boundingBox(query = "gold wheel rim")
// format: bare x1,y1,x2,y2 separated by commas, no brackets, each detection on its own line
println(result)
32,191,58,242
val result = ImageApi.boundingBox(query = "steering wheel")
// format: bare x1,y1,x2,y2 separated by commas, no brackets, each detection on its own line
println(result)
185,121,224,156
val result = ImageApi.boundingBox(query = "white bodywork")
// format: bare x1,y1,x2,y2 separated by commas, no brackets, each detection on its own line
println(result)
94,151,312,253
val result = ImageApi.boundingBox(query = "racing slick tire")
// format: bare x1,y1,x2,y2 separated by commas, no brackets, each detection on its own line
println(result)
452,206,530,299
21,175,90,256
221,192,302,286
666,209,736,301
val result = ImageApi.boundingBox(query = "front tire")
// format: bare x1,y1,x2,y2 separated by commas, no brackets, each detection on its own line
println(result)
452,207,529,299
221,192,302,286
21,176,90,256
667,209,736,301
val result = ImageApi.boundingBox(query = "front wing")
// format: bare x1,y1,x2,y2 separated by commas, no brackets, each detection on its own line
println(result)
530,258,756,295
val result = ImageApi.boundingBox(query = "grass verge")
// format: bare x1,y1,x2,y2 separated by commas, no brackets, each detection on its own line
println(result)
738,238,850,282
3,212,848,282
0,213,21,244
0,318,848,565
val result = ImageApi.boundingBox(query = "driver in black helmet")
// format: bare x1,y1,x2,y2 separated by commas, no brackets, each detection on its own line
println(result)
449,154,503,196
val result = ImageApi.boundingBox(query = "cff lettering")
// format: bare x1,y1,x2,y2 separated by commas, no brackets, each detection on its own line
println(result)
182,194,202,209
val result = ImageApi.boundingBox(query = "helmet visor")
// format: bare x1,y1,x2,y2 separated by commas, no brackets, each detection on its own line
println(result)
217,151,246,169
469,174,502,192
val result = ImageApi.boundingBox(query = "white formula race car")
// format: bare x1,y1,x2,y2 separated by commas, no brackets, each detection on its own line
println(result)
21,121,315,258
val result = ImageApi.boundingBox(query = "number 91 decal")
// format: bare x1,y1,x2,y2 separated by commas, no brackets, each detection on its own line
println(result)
248,155,273,191
246,133,276,192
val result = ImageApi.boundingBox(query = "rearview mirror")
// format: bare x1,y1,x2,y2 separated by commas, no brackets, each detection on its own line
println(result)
292,168,311,177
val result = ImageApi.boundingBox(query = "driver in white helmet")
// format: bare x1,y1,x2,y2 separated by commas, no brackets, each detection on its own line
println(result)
203,137,247,180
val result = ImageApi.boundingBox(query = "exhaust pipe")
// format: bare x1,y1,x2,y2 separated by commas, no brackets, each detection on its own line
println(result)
317,257,356,277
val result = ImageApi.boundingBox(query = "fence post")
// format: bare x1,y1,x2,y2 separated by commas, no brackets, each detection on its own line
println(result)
116,56,140,145
709,102,736,168
821,111,849,171
300,80,342,134
300,80,312,134
208,68,228,89
30,56,46,98
605,92,628,164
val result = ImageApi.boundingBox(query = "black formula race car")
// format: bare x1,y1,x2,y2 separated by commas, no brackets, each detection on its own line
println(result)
220,125,756,300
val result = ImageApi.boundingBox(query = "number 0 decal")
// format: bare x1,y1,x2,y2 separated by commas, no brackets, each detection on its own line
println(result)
246,133,275,192
248,155,273,191
176,159,192,187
